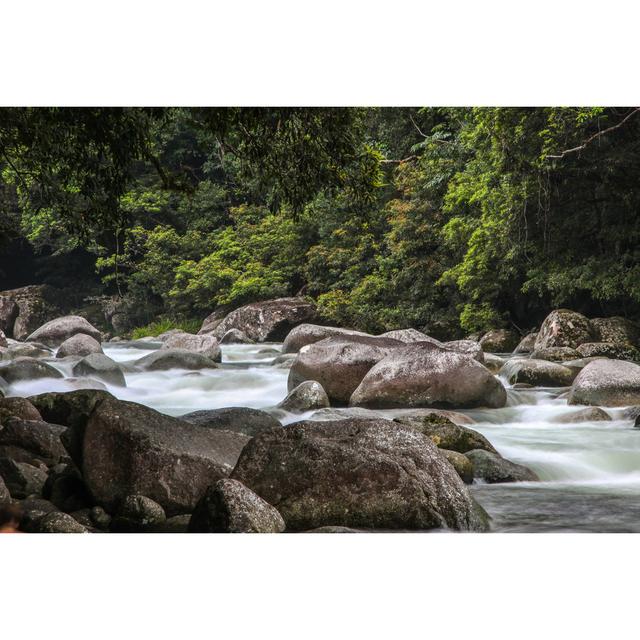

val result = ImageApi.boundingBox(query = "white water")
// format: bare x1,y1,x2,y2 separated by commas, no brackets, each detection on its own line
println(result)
4,341,640,531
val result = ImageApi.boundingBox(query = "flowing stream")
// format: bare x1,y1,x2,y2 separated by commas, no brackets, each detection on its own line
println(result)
6,340,640,532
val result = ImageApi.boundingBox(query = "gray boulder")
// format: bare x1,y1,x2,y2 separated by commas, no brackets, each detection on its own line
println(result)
1,285,63,341
0,397,42,421
277,381,330,413
479,329,520,352
442,339,485,363
56,334,103,359
26,315,102,348
82,398,251,514
499,358,576,387
534,309,594,350
0,418,67,465
161,332,221,362
232,418,489,532
467,449,539,483
440,449,474,484
530,346,580,362
180,407,281,438
288,335,401,404
553,407,612,423
513,332,538,354
219,328,254,344
0,357,63,384
350,342,506,409
393,414,498,454
283,323,371,353
0,458,47,498
111,494,167,532
1,342,52,360
211,297,318,343
378,328,435,343
568,359,640,406
189,479,285,533
135,348,219,371
576,342,640,362
72,353,127,387
591,316,640,348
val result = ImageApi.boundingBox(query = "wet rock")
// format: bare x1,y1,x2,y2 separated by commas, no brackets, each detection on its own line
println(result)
0,418,67,465
534,309,594,350
29,389,113,468
0,397,42,422
0,342,52,360
271,353,297,368
277,381,330,413
499,358,576,387
568,359,640,406
351,342,506,409
83,398,251,515
26,315,102,348
530,346,580,362
0,458,47,498
0,296,19,336
393,414,498,454
440,449,474,484
378,328,434,343
161,332,221,362
1,285,63,341
180,407,281,438
219,328,254,344
466,449,539,483
483,353,506,374
553,407,612,423
212,297,318,343
72,353,126,386
575,342,640,362
111,494,167,532
479,329,520,353
0,357,63,384
56,333,103,358
442,339,484,363
135,348,219,371
288,335,402,404
189,479,285,533
591,316,640,348
36,511,88,533
232,418,489,532
283,324,371,353
513,332,538,354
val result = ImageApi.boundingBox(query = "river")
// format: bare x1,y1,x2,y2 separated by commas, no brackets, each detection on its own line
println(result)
5,340,640,532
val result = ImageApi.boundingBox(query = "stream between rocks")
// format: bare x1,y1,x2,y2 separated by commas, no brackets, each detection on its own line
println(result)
5,340,640,532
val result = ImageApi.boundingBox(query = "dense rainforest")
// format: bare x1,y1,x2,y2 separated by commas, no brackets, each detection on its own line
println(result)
1,106,639,338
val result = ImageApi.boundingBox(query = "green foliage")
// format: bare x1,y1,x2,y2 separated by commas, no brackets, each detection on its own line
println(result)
130,317,201,340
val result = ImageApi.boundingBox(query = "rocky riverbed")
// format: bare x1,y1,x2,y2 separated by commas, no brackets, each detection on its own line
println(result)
1,304,640,533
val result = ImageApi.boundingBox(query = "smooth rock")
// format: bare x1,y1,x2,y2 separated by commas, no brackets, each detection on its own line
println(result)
161,332,221,362
135,348,219,371
442,339,485,363
440,449,474,484
180,407,281,438
111,494,167,532
499,358,576,387
576,342,640,362
72,353,126,386
378,328,435,343
530,346,580,362
219,329,254,344
0,357,63,384
568,359,640,406
26,315,102,348
56,334,103,359
283,323,371,354
513,332,538,354
534,309,594,350
232,418,489,532
480,329,520,353
189,479,285,533
553,407,612,423
467,449,539,483
0,418,67,465
277,381,330,413
350,342,506,409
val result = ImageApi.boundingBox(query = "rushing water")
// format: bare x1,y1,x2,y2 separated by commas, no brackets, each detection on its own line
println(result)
5,340,640,532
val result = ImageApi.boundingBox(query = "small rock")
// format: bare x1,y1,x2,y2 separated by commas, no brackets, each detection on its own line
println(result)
161,332,221,362
467,449,539,483
553,408,612,423
36,511,88,533
135,348,219,371
277,381,330,413
440,449,474,484
479,329,520,353
111,494,167,532
72,353,126,386
56,333,103,358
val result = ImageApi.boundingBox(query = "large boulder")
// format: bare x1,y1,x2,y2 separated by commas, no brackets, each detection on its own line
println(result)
568,359,640,406
188,479,285,533
0,418,67,466
393,414,498,454
26,315,102,348
283,323,371,353
198,307,231,336
575,342,640,362
219,328,254,345
0,397,42,422
0,357,63,384
466,449,539,483
72,354,127,387
231,418,488,532
377,328,434,343
288,335,402,404
530,346,580,362
56,334,103,359
0,296,19,336
277,381,330,413
591,317,640,348
210,297,318,343
161,332,221,362
350,342,506,409
1,342,52,360
0,285,63,341
513,332,538,354
135,348,219,371
479,329,520,353
180,407,281,437
499,358,576,387
82,398,251,515
534,309,594,350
